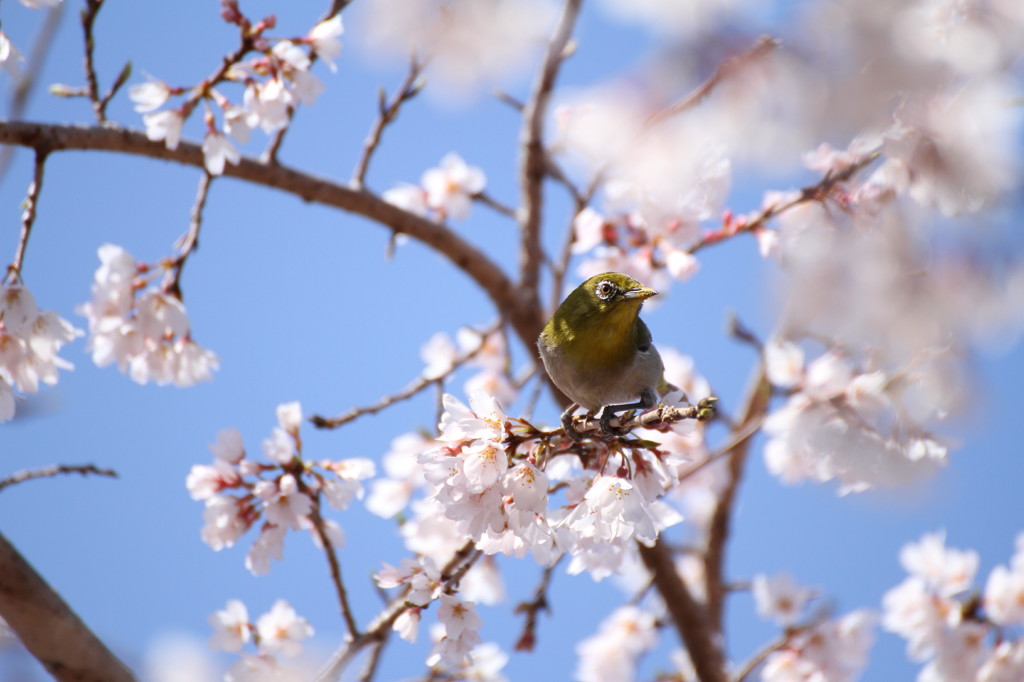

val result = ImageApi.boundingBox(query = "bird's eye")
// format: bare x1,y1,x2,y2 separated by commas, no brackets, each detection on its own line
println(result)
595,281,616,300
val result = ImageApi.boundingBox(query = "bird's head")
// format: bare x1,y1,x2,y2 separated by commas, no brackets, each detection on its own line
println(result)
545,272,658,346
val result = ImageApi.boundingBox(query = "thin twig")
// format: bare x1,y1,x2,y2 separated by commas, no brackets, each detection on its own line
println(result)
6,149,48,283
675,416,763,485
473,190,517,218
263,2,353,164
164,171,212,300
311,322,502,429
645,35,780,128
351,56,425,188
516,0,582,311
0,464,118,493
0,4,63,187
307,501,361,637
357,638,387,682
492,89,524,112
733,623,816,682
690,151,882,255
514,561,559,651
80,0,107,123
563,402,710,438
314,540,478,682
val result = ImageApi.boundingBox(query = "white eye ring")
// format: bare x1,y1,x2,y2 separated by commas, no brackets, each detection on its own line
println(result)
595,281,616,300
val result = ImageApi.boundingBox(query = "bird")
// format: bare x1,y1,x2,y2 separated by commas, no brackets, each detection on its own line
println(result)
537,272,673,438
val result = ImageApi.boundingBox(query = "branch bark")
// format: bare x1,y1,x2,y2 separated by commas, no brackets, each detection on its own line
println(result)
0,120,544,347
0,531,136,682
516,0,581,310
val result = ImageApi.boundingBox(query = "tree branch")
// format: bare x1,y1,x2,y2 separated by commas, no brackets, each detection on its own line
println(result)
0,464,118,493
645,35,780,128
637,541,727,682
0,121,545,346
516,0,581,311
0,531,136,682
703,364,771,635
6,148,48,282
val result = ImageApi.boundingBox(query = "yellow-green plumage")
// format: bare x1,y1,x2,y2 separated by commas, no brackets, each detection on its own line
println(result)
538,272,670,436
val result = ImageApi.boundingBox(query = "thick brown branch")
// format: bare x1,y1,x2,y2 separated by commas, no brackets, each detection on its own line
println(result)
637,541,727,682
0,531,136,682
517,0,581,310
0,121,544,345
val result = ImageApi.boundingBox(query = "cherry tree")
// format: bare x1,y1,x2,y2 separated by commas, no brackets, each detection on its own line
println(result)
0,0,1022,681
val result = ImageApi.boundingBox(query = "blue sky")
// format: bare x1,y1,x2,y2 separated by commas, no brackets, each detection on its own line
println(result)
1,1,1023,681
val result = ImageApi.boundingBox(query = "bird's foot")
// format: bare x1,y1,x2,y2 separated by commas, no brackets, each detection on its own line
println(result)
561,410,586,441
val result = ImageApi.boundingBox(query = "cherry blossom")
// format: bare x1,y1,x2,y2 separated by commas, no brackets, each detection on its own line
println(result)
761,610,875,682
0,33,25,78
143,110,184,150
752,573,817,627
208,600,251,653
128,80,171,113
575,605,657,682
307,15,343,71
79,244,218,387
427,594,483,668
421,153,486,220
255,600,313,658
201,130,240,176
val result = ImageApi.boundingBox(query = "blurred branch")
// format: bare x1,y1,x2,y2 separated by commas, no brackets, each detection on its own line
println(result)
473,190,517,218
6,149,48,283
637,541,727,682
691,150,881,254
514,561,558,652
0,4,63,186
0,464,118,493
517,0,581,311
703,364,772,635
351,56,425,188
0,121,545,348
311,322,502,429
307,500,361,637
80,0,107,123
0,531,137,681
645,35,780,127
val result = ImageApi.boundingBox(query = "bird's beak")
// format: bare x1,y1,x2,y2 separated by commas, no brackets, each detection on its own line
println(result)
624,287,658,301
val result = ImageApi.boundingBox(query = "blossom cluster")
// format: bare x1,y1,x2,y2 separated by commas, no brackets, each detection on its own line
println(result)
762,340,949,494
554,94,730,288
575,605,657,682
78,244,218,387
383,153,487,222
0,283,81,422
186,401,374,575
883,531,1024,682
131,5,343,176
208,598,314,682
747,571,876,682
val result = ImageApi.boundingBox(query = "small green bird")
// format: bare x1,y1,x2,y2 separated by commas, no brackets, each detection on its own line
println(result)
537,272,672,438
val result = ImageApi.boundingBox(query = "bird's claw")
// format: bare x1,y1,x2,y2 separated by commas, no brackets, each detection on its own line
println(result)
561,412,586,441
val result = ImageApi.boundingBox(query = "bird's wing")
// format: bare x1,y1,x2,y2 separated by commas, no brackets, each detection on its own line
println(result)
635,318,653,352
